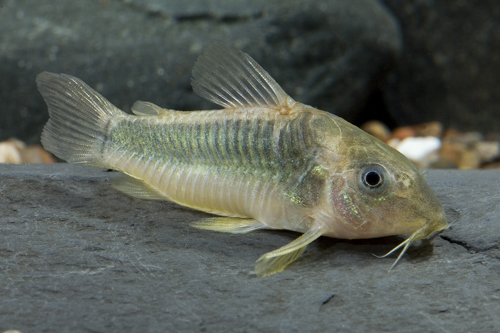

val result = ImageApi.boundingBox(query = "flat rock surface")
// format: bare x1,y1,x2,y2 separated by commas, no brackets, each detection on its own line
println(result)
1,164,499,332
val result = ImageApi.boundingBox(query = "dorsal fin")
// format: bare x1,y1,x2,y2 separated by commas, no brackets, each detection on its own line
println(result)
191,42,296,113
131,101,174,117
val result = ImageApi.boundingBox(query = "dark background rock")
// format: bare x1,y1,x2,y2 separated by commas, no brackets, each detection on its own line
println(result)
380,0,500,133
0,0,400,145
1,164,499,332
2,1,500,145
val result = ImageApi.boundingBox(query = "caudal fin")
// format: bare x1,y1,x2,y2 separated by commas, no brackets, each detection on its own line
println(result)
37,72,123,168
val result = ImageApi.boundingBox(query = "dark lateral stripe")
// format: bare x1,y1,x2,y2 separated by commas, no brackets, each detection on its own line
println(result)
108,111,313,176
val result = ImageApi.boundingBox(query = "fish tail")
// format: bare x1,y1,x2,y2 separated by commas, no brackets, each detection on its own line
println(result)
37,72,124,168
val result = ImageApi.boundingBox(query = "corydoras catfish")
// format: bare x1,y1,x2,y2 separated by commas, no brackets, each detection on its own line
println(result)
36,42,448,277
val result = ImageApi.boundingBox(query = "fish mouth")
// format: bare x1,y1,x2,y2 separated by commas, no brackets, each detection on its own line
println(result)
376,215,448,270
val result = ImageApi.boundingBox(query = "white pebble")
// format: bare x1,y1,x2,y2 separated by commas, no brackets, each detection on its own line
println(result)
394,137,442,168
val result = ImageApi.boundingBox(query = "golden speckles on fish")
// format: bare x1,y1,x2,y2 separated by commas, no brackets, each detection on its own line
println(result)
37,42,448,277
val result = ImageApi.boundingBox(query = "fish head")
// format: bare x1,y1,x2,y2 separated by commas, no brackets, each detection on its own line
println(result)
317,122,448,244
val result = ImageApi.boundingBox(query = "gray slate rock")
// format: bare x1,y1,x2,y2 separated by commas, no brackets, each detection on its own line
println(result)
0,0,400,144
1,164,499,332
380,0,500,133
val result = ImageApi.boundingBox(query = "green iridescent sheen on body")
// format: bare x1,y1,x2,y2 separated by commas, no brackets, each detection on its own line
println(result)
107,111,322,185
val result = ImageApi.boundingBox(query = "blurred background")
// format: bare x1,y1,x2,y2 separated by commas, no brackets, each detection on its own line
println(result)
1,0,499,168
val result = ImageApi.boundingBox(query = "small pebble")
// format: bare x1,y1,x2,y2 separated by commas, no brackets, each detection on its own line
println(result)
0,140,22,163
458,149,481,170
360,120,391,141
0,138,55,164
439,141,466,167
443,129,483,147
411,121,443,137
391,126,415,140
392,137,441,169
475,141,500,163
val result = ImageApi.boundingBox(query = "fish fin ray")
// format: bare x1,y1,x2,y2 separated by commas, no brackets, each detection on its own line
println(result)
192,42,296,112
37,72,123,168
110,173,168,200
191,217,265,234
131,101,174,117
255,226,325,277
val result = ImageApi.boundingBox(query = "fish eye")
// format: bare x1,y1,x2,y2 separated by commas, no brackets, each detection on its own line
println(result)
359,165,387,192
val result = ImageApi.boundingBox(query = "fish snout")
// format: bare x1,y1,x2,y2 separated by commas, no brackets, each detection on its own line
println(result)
416,207,449,240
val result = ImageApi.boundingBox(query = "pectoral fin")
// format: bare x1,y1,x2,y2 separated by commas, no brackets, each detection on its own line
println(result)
110,173,168,200
255,226,325,277
191,217,265,234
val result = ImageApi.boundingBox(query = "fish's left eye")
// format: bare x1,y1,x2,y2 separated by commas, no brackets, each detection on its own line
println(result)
359,165,387,192
364,171,382,187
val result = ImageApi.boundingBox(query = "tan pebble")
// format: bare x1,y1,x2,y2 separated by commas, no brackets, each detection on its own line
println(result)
391,126,415,140
360,120,391,141
474,141,500,163
412,121,443,137
445,131,484,147
442,128,462,140
19,145,56,163
460,132,484,146
458,149,481,169
3,330,23,333
439,141,465,166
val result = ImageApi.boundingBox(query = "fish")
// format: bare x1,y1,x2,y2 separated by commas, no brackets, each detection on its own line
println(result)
36,42,448,277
